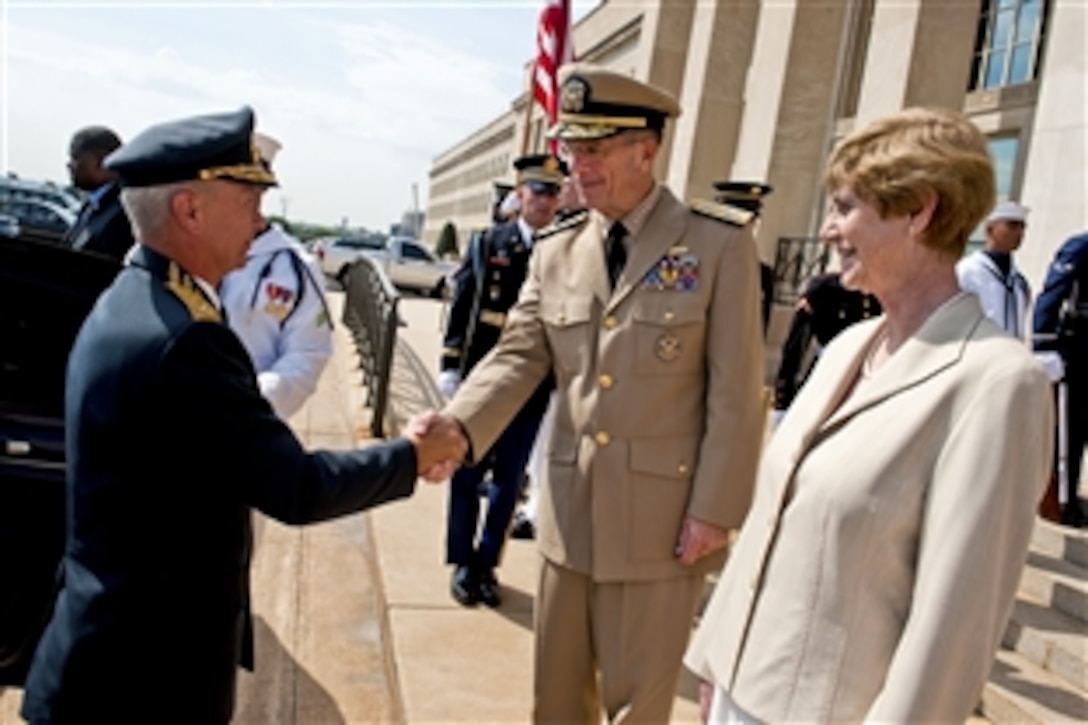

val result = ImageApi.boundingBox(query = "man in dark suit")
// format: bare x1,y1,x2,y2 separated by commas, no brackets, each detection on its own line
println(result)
62,125,136,261
1033,230,1088,527
20,107,465,724
437,154,568,608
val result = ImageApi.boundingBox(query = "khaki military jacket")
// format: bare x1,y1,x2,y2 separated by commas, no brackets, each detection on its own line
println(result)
445,187,765,582
684,293,1053,721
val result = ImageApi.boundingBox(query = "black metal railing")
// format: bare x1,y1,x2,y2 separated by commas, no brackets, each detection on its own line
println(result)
340,256,400,438
772,236,831,305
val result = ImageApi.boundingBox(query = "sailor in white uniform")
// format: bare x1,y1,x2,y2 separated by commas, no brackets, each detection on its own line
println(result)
956,200,1031,338
219,133,334,419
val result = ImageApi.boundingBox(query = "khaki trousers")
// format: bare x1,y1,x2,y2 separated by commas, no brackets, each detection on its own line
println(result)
533,557,704,724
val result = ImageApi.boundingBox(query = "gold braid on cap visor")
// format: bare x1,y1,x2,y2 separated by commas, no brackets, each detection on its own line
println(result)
198,163,277,185
556,113,649,128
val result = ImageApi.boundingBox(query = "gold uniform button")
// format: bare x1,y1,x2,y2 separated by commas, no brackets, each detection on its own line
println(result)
664,310,675,322
595,431,611,447
604,316,618,329
678,463,689,475
599,374,614,389
557,313,567,324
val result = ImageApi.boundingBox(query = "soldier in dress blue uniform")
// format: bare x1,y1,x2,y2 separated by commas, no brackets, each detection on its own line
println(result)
1033,229,1088,527
713,181,775,335
438,154,569,608
773,271,881,411
19,106,464,724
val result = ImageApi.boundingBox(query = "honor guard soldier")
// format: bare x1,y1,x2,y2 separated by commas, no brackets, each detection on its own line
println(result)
713,181,775,334
1033,229,1088,527
436,64,765,722
773,271,881,412
956,201,1032,337
438,153,568,608
219,132,334,420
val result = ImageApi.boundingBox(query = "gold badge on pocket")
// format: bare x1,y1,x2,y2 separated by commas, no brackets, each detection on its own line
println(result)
656,333,682,362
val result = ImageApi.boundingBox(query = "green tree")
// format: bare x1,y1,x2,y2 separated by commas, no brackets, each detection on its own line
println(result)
435,221,459,259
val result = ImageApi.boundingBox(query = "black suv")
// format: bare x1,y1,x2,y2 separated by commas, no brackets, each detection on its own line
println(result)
0,236,119,685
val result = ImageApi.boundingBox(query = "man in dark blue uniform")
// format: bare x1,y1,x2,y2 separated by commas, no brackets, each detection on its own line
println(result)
773,271,881,411
62,125,136,261
712,181,775,335
438,153,570,608
19,107,465,724
1033,230,1088,527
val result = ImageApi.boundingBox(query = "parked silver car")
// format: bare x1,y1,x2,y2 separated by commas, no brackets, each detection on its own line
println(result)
316,235,455,298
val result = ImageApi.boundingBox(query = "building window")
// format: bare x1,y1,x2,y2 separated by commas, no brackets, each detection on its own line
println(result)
970,0,1049,91
968,134,1021,251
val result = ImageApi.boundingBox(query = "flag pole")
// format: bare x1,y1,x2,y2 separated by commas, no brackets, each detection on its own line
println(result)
520,61,536,156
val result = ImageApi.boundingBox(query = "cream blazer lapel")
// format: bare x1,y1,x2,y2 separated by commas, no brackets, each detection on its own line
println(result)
606,190,688,314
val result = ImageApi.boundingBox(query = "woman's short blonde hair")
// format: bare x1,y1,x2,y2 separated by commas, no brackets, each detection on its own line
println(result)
824,107,995,258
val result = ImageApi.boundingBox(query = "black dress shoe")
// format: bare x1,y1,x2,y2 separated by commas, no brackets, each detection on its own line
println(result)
510,513,535,540
1061,503,1088,529
477,568,502,608
450,565,478,607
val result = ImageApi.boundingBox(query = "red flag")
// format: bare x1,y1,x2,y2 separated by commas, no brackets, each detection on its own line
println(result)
531,0,575,148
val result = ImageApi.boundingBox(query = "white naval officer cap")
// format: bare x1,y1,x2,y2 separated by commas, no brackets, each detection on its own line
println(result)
985,200,1029,224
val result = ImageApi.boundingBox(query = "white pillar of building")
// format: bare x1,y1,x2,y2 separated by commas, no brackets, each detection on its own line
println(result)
853,0,977,126
666,0,761,202
729,0,850,263
1017,0,1088,290
630,0,696,182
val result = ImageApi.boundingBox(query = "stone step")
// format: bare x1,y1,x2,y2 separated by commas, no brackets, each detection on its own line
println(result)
1003,592,1088,693
1031,517,1088,569
1018,546,1088,626
982,648,1088,723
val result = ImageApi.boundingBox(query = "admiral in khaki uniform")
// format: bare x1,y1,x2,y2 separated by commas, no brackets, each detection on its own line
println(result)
20,107,461,723
439,154,568,608
443,65,765,723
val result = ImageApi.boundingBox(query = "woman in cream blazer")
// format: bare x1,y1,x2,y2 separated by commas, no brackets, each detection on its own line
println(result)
685,108,1054,722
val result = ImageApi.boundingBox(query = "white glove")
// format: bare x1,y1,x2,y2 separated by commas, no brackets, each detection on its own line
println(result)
1033,351,1065,383
437,369,461,399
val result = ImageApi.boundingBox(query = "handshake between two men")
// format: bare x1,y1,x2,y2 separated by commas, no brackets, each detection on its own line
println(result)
404,410,470,482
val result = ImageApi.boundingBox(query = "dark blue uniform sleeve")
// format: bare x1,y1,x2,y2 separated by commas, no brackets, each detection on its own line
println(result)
1033,232,1088,351
159,323,417,525
774,297,815,409
442,232,482,372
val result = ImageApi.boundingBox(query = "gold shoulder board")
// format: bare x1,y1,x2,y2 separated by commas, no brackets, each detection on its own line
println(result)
165,262,222,323
689,198,754,227
534,211,590,242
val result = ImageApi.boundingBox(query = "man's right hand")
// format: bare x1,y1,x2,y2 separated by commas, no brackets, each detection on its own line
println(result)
404,410,468,481
437,370,461,400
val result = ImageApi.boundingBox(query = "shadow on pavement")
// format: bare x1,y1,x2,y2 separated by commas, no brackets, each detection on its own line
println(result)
234,616,346,725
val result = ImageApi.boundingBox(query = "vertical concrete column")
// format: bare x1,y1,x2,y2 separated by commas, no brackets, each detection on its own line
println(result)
666,0,760,202
630,0,696,181
1017,0,1088,288
854,0,977,125
730,0,850,264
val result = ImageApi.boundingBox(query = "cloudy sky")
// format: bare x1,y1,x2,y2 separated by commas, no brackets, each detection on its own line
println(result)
1,0,596,230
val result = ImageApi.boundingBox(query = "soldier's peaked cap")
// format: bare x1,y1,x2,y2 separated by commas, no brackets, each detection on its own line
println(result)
105,106,277,188
513,154,568,190
713,181,773,214
548,63,681,141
